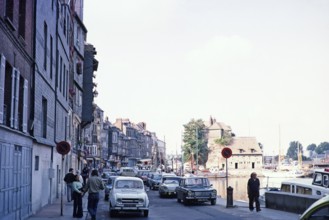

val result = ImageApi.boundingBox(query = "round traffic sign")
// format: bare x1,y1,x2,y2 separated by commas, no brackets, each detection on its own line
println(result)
56,141,71,155
221,147,232,159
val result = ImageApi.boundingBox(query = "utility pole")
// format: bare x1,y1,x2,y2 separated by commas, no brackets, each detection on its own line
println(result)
196,127,198,175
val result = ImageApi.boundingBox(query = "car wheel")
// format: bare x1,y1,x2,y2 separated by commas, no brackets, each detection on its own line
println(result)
143,210,149,217
105,195,109,201
177,198,181,203
211,199,216,205
183,198,188,205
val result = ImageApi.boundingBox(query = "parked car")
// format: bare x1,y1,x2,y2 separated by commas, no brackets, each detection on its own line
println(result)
136,170,152,185
148,173,162,190
104,176,117,201
299,194,329,220
159,176,182,197
176,177,217,205
101,172,118,184
109,176,149,217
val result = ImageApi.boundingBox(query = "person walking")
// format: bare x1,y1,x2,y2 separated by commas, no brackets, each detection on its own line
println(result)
72,175,84,218
76,170,84,185
64,168,75,202
84,169,104,220
247,172,261,212
82,165,90,186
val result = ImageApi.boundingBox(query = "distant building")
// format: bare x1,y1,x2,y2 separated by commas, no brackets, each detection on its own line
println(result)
204,118,263,172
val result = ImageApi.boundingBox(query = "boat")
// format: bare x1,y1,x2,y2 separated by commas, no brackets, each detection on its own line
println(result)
260,177,329,203
312,168,329,188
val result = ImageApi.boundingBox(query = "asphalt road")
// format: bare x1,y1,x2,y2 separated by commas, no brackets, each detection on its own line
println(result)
92,189,274,220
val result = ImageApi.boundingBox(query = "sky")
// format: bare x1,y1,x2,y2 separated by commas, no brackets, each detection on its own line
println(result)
83,0,329,156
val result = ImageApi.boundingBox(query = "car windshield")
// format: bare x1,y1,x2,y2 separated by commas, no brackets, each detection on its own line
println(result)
115,180,143,189
153,175,162,180
164,179,179,184
185,178,209,187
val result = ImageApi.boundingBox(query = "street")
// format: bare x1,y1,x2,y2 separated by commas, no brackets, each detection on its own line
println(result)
90,190,252,220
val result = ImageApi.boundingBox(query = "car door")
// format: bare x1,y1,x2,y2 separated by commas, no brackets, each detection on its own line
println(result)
176,179,185,199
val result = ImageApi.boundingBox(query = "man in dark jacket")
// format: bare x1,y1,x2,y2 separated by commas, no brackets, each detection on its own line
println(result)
64,168,75,202
84,169,104,220
247,172,261,212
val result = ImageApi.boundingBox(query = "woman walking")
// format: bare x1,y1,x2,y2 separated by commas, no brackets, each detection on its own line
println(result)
72,175,84,218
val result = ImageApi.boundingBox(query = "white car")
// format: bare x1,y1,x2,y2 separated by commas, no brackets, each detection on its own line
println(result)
109,176,149,217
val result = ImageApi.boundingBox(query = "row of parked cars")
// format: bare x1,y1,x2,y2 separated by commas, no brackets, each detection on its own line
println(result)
100,168,218,217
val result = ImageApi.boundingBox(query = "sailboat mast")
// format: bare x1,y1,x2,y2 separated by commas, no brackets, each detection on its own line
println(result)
278,125,281,170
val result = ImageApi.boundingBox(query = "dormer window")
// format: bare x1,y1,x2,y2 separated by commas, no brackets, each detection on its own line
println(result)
251,149,256,153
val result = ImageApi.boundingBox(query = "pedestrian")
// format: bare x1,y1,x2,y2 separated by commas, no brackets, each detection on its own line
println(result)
64,168,75,202
72,175,84,218
82,165,90,185
76,170,84,185
83,169,104,220
247,172,261,212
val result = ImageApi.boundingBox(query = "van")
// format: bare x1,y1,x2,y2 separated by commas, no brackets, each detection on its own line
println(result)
120,167,136,177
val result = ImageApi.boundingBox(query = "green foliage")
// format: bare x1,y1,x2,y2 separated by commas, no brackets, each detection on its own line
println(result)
315,142,329,154
286,141,303,160
306,144,316,151
182,119,209,167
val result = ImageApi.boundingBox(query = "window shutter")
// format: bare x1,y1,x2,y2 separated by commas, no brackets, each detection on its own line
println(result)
14,69,20,129
22,79,28,132
10,68,20,129
10,68,16,128
0,54,5,124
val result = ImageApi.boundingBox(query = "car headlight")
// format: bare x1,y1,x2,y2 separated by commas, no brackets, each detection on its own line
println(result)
211,190,217,196
187,191,194,197
162,186,168,190
138,198,144,203
116,198,122,203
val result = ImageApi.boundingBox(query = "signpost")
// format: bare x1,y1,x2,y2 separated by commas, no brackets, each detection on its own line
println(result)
221,147,233,208
56,141,71,216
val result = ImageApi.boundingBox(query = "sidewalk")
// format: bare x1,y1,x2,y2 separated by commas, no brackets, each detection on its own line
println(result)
216,197,301,220
28,196,89,220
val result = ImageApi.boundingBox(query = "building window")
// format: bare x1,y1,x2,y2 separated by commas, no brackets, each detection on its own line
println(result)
0,54,6,124
18,0,26,38
44,21,48,70
63,64,66,95
50,36,53,79
59,56,62,92
42,97,47,138
5,0,14,21
35,156,39,171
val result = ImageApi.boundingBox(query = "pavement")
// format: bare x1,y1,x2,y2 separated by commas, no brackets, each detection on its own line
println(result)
27,195,301,220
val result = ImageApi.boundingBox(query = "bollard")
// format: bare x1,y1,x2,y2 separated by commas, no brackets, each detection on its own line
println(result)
226,186,234,208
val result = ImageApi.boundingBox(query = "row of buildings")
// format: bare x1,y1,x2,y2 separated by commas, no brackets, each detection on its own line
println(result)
0,1,165,219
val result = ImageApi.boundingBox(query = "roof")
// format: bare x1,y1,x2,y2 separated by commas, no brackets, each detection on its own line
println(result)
228,137,262,154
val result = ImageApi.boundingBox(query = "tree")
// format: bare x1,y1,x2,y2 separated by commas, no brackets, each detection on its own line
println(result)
307,144,316,151
286,141,303,160
315,142,329,154
182,119,209,169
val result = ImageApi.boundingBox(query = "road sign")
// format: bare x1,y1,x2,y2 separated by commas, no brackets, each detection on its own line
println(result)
221,147,232,159
56,141,71,155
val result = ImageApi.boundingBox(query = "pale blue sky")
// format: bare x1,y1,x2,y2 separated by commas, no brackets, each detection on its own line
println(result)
84,0,329,155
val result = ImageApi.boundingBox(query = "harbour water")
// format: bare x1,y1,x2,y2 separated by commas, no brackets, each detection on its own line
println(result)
209,176,301,202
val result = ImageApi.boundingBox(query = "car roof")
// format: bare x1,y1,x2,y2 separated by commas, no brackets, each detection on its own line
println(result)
115,176,143,181
300,194,329,218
